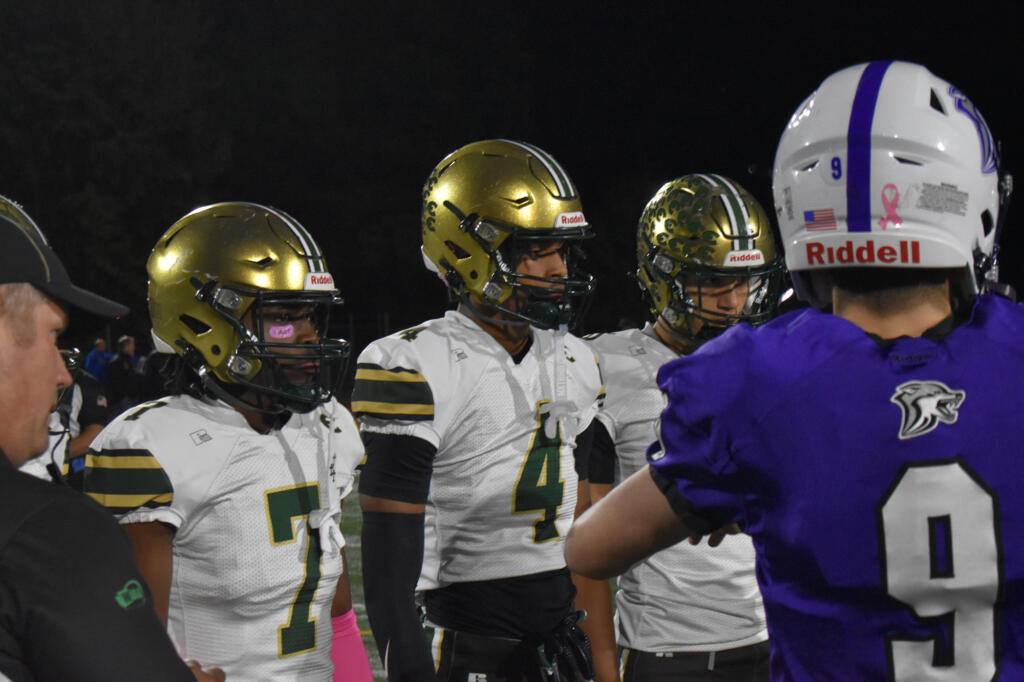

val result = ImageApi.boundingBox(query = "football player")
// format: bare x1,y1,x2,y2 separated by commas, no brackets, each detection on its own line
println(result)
586,174,784,680
79,202,372,680
353,139,607,680
567,61,1024,679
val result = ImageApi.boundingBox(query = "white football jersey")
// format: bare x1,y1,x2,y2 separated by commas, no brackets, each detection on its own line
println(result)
21,385,87,480
587,325,767,652
353,310,603,589
82,394,364,681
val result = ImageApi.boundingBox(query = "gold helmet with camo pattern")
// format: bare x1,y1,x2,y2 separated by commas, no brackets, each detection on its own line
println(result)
636,174,786,344
147,201,349,413
421,138,594,329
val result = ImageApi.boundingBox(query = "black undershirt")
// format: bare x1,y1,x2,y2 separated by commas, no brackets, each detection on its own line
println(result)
423,567,576,637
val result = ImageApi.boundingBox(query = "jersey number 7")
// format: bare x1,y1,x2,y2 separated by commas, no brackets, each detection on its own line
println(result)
266,482,324,657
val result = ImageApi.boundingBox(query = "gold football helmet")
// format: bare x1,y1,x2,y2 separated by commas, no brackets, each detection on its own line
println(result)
147,202,348,413
421,139,594,329
637,174,785,344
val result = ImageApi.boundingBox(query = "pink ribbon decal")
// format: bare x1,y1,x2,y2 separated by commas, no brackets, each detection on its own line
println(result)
878,184,902,229
268,324,295,339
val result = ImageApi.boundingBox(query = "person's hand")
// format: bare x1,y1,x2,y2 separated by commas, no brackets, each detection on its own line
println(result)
186,659,226,681
687,523,742,547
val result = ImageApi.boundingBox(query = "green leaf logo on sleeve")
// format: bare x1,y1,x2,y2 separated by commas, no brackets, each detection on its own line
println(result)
115,579,146,609
351,363,434,421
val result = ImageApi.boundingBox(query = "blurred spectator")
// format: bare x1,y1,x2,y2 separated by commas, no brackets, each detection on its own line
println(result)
107,334,141,412
84,337,114,385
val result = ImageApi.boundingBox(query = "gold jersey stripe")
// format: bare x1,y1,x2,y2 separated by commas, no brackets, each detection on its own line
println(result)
350,400,434,416
85,454,164,470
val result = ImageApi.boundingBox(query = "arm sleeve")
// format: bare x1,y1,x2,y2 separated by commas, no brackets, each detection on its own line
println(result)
360,511,435,680
572,419,597,481
0,495,193,681
358,433,436,505
586,419,617,486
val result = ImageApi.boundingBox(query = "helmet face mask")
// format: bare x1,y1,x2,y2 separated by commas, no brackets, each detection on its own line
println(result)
637,174,786,346
148,202,350,414
213,289,348,413
772,60,1007,307
422,139,594,330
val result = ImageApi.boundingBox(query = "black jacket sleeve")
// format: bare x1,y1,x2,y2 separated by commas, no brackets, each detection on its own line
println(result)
0,481,193,681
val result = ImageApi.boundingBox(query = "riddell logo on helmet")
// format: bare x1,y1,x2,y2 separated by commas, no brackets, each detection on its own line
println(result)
723,250,765,266
305,272,335,289
806,240,920,265
555,212,586,227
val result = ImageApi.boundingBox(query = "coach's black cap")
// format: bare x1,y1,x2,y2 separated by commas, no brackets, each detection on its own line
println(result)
0,196,128,317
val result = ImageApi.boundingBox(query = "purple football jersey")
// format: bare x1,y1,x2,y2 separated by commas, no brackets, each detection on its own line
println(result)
650,293,1024,680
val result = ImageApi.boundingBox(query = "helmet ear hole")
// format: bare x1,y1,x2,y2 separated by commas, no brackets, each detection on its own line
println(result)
180,314,211,335
981,210,994,237
445,240,471,260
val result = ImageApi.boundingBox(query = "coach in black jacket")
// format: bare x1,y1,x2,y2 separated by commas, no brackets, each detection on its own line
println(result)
0,197,224,682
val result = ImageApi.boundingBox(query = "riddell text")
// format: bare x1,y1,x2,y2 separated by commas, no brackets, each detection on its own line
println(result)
806,239,920,265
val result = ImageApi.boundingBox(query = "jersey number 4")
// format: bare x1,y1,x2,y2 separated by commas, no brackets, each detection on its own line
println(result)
513,404,565,543
879,459,1000,681
266,483,323,657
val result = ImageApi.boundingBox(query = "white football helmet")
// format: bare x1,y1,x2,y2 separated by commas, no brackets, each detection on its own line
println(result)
772,60,1008,307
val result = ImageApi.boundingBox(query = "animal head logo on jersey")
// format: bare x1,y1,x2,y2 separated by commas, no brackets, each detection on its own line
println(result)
890,381,966,440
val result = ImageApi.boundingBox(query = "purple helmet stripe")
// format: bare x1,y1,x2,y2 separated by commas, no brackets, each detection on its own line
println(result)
846,60,893,233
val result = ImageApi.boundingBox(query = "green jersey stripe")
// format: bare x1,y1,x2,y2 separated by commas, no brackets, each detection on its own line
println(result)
351,377,434,408
83,463,174,497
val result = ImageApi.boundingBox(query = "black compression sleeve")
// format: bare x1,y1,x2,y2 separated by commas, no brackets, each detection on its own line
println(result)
586,420,616,485
361,511,435,681
358,433,436,504
573,421,596,481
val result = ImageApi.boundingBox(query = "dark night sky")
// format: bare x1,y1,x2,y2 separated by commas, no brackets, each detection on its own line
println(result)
3,1,1022,392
